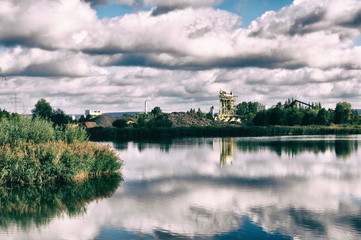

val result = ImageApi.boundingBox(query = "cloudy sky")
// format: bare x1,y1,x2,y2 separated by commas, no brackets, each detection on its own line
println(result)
1,0,361,114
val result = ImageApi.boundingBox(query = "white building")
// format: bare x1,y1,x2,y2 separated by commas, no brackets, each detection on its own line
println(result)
85,110,102,117
257,104,266,112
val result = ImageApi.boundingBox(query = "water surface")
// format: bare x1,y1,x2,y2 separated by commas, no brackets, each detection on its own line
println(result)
2,135,361,239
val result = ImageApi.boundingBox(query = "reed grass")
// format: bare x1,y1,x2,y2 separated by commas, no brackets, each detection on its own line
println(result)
0,117,122,186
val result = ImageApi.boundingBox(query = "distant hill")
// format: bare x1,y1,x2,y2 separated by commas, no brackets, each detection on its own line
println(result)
103,112,140,117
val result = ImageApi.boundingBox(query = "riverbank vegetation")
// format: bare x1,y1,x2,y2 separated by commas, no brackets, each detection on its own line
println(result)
0,114,122,186
88,125,361,141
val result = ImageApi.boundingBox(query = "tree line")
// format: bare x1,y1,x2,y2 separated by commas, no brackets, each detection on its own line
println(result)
237,100,360,126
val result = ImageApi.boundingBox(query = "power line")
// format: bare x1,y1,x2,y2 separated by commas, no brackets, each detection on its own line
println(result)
10,94,24,114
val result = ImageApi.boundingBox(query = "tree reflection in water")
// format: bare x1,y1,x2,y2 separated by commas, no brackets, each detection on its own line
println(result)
236,138,358,159
0,174,122,230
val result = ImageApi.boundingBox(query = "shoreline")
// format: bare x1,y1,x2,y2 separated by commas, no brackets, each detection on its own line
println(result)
87,125,361,141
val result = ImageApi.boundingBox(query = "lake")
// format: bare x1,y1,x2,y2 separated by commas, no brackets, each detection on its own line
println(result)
1,135,361,239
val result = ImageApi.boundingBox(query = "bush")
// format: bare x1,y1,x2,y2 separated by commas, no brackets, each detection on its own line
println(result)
0,117,88,146
147,116,173,128
112,119,128,128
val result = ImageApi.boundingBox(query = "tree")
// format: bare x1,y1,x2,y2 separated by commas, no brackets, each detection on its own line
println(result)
52,108,70,126
334,102,352,124
188,108,196,115
253,110,269,126
196,108,206,118
236,102,248,117
316,108,329,125
350,110,360,125
236,101,260,125
268,103,285,125
112,119,128,128
302,110,317,125
285,107,303,126
136,114,146,128
151,106,162,116
32,98,53,120
147,115,173,128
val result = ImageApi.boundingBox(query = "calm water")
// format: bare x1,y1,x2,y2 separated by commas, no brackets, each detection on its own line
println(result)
2,135,361,239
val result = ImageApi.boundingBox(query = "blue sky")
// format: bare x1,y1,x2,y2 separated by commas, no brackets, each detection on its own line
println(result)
1,0,361,114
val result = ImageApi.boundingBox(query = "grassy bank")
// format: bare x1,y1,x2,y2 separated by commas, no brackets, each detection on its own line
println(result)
87,125,361,141
0,117,122,186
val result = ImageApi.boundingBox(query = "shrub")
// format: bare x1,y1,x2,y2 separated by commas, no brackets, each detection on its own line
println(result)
112,119,128,128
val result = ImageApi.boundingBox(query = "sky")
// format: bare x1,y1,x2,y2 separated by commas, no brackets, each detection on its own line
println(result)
1,0,361,114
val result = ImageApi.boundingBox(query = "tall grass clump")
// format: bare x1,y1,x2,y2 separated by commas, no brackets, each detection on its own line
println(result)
0,116,122,186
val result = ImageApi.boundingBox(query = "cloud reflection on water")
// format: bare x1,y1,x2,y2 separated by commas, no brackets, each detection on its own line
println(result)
3,136,361,239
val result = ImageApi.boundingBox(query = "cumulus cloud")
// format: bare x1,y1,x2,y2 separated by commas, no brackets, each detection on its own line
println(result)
84,0,110,7
0,0,97,49
77,0,361,71
248,0,361,38
0,47,99,77
1,0,361,113
115,0,222,15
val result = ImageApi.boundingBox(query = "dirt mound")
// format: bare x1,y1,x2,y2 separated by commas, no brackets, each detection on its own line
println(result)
91,115,136,128
166,112,222,127
90,113,227,128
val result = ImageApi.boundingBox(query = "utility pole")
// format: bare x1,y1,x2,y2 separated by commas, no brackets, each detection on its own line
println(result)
10,94,22,114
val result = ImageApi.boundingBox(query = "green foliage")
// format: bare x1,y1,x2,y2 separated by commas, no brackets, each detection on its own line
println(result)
316,108,330,125
285,108,303,126
52,108,71,126
302,110,317,125
112,119,128,128
146,115,173,128
0,116,121,186
32,98,53,120
334,102,352,124
253,110,269,126
188,108,196,115
87,125,361,142
206,112,214,120
252,101,358,127
136,114,146,128
32,99,72,126
236,101,260,124
196,108,206,118
151,106,162,116
0,117,55,145
0,140,121,186
55,125,88,143
0,117,88,146
78,114,91,123
268,103,286,125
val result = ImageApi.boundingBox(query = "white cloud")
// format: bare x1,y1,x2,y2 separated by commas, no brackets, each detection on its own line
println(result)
1,0,361,113
0,47,99,77
115,0,222,8
0,0,97,49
